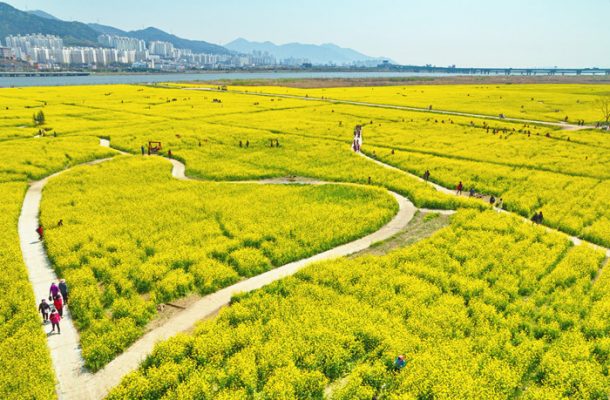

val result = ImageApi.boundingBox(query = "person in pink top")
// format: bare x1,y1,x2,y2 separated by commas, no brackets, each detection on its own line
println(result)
49,308,61,334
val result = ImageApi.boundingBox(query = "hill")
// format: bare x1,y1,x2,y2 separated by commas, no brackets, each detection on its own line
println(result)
26,10,60,21
87,23,127,37
225,37,387,65
0,2,230,55
87,24,230,55
0,2,100,46
123,27,229,55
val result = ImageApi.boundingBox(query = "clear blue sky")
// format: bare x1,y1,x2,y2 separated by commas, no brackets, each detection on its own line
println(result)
5,0,610,67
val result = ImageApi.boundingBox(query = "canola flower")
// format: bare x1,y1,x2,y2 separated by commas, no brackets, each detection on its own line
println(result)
41,156,398,370
0,82,608,397
108,210,609,399
222,83,610,124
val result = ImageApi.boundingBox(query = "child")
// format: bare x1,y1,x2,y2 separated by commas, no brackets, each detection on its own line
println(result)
38,299,50,322
53,294,63,317
49,308,61,334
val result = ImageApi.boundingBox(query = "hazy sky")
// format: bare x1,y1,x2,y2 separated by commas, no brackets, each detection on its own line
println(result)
5,0,610,67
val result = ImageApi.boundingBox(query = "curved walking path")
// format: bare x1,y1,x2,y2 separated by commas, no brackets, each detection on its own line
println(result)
185,87,595,131
21,139,608,399
18,156,117,400
358,151,610,258
19,140,418,399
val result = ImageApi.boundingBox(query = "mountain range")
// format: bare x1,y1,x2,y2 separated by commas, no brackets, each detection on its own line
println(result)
225,38,386,65
0,2,384,64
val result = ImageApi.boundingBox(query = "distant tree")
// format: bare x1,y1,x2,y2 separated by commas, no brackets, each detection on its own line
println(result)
33,110,45,125
599,97,610,127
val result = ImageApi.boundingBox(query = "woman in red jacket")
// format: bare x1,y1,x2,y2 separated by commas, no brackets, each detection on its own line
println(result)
53,294,63,317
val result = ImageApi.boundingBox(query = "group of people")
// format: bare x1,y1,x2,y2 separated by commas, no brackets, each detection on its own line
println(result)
457,183,505,208
352,125,363,152
456,181,547,223
38,280,69,335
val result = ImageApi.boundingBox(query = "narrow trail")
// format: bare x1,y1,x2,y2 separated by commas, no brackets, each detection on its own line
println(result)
20,139,419,400
357,151,610,257
18,156,117,400
20,139,609,399
185,87,595,131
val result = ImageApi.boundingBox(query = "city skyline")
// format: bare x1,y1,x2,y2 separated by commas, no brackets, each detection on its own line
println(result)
3,0,610,68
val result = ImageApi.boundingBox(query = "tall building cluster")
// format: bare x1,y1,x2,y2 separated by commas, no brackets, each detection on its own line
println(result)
2,33,286,70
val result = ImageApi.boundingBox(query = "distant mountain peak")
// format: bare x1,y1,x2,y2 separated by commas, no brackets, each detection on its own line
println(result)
27,9,60,21
224,37,388,65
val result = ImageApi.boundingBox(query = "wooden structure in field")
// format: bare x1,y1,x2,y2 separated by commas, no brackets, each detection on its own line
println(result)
148,141,162,155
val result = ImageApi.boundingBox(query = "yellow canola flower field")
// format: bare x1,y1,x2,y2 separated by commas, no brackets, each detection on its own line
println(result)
0,82,609,397
40,156,398,370
369,146,610,247
108,209,610,399
0,183,55,399
220,83,610,124
0,135,116,182
0,132,127,399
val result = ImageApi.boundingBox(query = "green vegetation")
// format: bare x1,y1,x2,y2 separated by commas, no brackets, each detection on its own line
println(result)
0,82,608,397
0,183,56,399
108,210,609,399
41,156,398,370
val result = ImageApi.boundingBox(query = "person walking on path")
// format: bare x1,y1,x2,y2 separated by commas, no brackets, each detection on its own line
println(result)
168,149,172,159
489,195,496,205
49,282,59,300
456,181,463,195
38,299,50,322
59,279,69,305
53,294,63,317
423,170,430,182
36,224,44,241
49,308,61,335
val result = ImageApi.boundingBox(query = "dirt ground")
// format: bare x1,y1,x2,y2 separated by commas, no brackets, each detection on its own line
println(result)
351,210,451,258
199,75,610,88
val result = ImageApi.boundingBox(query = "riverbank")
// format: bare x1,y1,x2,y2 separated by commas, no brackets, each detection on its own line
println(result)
2,70,609,88
200,75,610,88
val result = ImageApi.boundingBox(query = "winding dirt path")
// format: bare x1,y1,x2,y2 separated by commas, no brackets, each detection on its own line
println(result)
21,139,608,399
20,140,417,399
185,87,595,131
